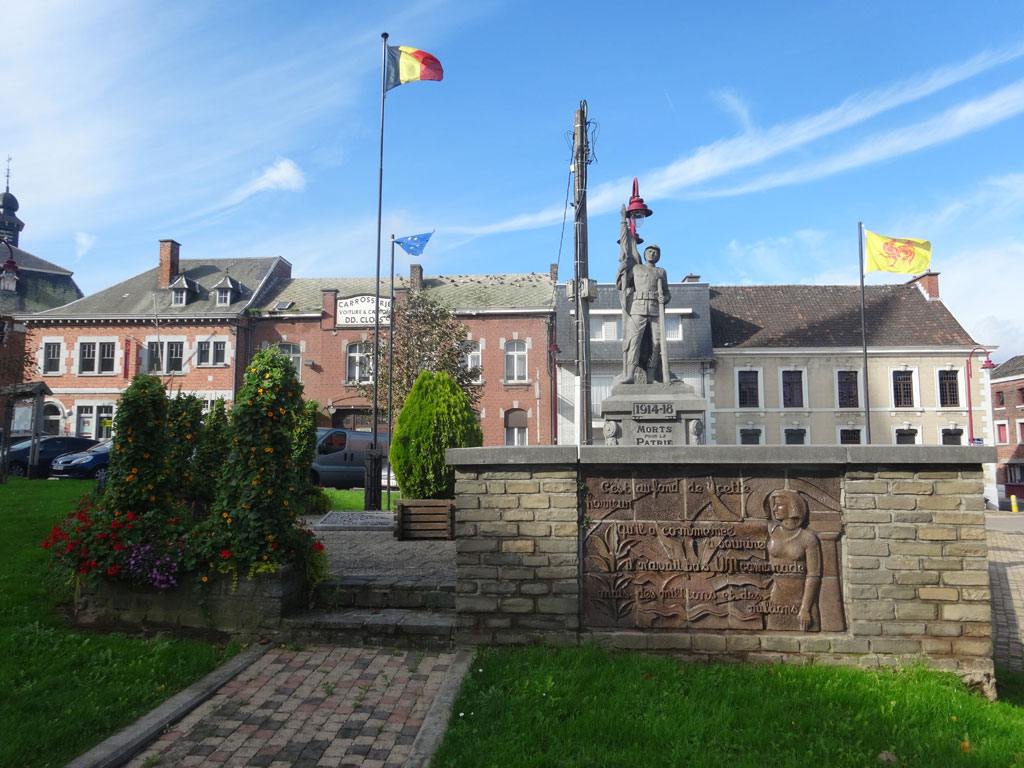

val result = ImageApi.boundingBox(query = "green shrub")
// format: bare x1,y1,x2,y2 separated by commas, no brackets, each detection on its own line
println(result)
291,399,319,502
166,393,204,504
191,399,228,513
390,370,482,499
106,374,170,513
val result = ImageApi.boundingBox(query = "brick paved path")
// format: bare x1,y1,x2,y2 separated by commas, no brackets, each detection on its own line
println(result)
127,646,455,768
987,524,1024,672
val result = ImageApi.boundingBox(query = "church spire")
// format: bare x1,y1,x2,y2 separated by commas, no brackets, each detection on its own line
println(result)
0,156,25,247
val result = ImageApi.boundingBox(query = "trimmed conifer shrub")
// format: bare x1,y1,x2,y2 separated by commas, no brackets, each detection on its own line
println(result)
390,370,483,499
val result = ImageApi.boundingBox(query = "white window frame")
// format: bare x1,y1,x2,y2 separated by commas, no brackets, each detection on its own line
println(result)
837,426,864,445
779,367,808,409
172,288,187,306
735,366,764,409
144,334,187,374
889,366,920,409
464,340,483,383
78,341,97,374
503,339,528,383
589,316,622,342
835,368,862,410
782,425,809,445
196,335,231,367
39,337,65,376
76,337,118,375
939,426,964,446
277,342,302,375
663,315,683,341
346,341,373,384
216,287,231,306
935,367,964,410
1017,419,1024,444
893,423,922,445
504,408,529,446
995,419,1010,445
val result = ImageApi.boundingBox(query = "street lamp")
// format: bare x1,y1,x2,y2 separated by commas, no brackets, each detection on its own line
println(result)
966,346,995,445
625,177,652,244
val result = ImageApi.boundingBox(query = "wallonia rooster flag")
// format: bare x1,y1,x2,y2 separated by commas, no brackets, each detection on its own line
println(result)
864,229,932,274
385,45,443,91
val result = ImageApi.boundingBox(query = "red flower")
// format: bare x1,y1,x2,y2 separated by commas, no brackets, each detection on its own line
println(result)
126,511,137,521
312,541,325,552
107,565,122,576
220,549,232,559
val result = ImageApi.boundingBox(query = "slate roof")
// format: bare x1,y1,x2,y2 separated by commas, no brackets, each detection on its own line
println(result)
710,284,976,348
256,272,555,313
0,244,83,314
991,355,1024,380
28,258,282,319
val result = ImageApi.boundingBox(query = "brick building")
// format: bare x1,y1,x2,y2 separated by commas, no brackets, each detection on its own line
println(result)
989,355,1024,508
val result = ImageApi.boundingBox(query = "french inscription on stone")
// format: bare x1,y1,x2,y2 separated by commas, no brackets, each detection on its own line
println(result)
583,470,844,632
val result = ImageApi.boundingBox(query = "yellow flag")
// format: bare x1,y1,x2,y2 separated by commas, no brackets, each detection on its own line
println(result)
864,230,931,274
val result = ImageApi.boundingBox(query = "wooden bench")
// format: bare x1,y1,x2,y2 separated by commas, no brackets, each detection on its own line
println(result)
394,499,455,540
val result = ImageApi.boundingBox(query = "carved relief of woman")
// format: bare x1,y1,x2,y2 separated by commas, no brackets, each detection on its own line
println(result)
765,489,822,631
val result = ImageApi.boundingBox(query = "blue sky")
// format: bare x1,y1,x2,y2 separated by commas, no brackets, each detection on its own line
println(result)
5,1,1024,360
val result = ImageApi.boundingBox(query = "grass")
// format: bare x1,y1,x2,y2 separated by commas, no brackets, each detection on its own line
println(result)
320,486,400,510
431,645,1024,768
0,478,242,768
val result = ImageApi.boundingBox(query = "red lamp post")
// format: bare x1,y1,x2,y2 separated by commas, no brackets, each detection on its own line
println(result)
625,177,652,243
966,346,995,445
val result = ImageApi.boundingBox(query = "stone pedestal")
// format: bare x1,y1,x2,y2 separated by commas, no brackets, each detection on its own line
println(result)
600,382,707,446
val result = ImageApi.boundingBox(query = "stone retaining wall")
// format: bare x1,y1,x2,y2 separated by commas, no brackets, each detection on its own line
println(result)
447,446,997,696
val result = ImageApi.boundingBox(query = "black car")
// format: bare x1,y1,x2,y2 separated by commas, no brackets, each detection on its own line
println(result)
3,436,100,478
50,440,112,481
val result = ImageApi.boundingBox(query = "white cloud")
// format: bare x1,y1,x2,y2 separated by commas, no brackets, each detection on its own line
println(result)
216,159,307,210
711,89,753,133
722,230,833,283
73,232,96,262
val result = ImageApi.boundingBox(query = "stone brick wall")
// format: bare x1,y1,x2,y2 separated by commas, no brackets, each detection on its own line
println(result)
448,446,997,696
452,456,579,645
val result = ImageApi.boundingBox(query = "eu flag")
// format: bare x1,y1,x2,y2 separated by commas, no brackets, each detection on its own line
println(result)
395,232,433,256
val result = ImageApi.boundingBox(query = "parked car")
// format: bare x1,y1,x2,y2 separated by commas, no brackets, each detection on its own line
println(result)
3,436,100,478
311,428,390,489
50,440,112,481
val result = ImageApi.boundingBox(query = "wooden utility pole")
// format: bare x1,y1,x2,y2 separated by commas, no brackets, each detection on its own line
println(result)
573,100,593,445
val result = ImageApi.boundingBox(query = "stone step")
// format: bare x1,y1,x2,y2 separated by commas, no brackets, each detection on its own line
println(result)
281,608,456,650
312,576,456,611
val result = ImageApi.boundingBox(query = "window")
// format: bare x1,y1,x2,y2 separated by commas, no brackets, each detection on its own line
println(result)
76,406,94,438
167,342,183,372
197,341,210,365
347,342,372,383
737,370,759,408
997,391,1005,407
1019,421,1024,443
941,428,963,446
198,340,227,366
1018,389,1024,406
893,370,914,407
837,371,859,408
278,343,301,371
79,342,96,373
43,342,60,374
589,317,621,342
997,422,1008,444
99,342,115,373
464,341,482,382
172,289,186,306
664,316,683,341
739,428,761,445
504,340,527,382
98,405,114,439
216,287,231,305
214,341,226,365
42,403,61,435
505,409,528,446
591,375,614,417
839,428,861,445
938,370,960,407
147,342,163,372
784,428,806,445
782,370,804,408
896,428,918,445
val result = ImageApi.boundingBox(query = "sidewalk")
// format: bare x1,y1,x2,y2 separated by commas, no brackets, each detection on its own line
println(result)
125,646,469,768
986,512,1024,671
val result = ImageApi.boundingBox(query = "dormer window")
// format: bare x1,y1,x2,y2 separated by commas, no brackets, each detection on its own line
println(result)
168,273,199,307
172,288,187,306
212,274,241,307
217,287,231,305
0,268,16,293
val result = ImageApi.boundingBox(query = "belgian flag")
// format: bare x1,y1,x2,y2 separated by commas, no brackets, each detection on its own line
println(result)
385,45,443,91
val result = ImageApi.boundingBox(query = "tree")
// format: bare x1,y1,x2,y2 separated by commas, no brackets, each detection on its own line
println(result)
357,292,480,422
389,370,482,499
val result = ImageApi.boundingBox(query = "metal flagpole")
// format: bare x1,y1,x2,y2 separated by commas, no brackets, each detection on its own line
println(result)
386,235,396,511
858,221,872,444
365,32,389,511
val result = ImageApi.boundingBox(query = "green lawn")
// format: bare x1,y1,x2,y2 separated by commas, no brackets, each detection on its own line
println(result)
432,646,1024,768
0,478,241,768
321,486,401,510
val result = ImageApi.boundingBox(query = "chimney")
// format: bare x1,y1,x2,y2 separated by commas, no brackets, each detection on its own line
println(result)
410,263,423,292
907,270,940,300
158,239,180,288
683,273,701,283
549,263,558,282
321,289,337,330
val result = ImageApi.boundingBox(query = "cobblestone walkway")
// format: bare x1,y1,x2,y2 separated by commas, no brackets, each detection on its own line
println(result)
127,646,456,768
987,523,1024,671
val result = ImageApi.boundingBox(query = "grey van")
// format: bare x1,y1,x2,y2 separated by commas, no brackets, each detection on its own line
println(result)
311,428,390,489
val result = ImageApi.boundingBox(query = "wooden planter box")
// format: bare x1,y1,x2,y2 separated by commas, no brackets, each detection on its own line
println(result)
74,565,305,636
394,499,455,540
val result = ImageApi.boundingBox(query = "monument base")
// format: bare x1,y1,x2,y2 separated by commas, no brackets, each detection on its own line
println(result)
601,381,707,446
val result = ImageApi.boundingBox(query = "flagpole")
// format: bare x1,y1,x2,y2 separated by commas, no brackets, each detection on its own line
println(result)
386,234,396,511
365,31,389,512
858,221,872,445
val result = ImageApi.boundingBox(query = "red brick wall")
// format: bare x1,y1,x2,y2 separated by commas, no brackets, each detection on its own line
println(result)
992,376,1024,486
